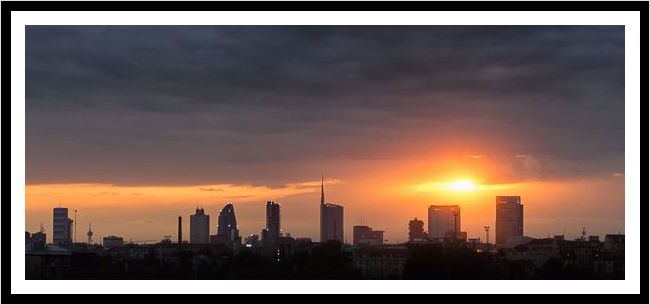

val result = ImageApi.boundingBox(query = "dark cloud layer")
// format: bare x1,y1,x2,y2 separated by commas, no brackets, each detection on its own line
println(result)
26,26,624,185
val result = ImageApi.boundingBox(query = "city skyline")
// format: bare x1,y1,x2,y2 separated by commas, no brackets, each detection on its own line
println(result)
27,192,626,280
25,25,624,244
38,190,617,246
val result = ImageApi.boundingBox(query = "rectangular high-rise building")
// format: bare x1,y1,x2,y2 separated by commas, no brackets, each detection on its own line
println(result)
495,196,524,247
53,207,72,246
321,204,344,243
190,207,210,244
265,201,281,241
428,205,460,240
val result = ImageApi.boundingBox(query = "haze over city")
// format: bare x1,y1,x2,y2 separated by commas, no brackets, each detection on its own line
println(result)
25,26,624,244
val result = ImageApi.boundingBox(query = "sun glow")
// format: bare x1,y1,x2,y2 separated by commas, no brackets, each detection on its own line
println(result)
414,178,485,193
448,179,476,192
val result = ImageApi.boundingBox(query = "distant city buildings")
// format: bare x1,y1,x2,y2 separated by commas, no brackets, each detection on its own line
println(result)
353,225,384,246
102,235,124,248
214,202,241,249
53,207,73,246
190,207,210,244
427,205,460,240
320,175,344,242
495,196,524,248
408,218,426,240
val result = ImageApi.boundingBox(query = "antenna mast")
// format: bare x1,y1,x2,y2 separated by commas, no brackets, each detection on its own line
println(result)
483,226,490,244
73,209,78,244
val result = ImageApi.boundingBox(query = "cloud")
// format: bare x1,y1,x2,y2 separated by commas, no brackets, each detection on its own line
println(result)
25,26,624,185
25,179,332,210
465,155,486,160
199,187,223,192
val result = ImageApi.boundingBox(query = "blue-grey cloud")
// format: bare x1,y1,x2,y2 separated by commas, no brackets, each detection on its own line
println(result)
25,26,624,185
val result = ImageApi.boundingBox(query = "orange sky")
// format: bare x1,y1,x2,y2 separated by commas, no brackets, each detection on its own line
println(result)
26,154,625,244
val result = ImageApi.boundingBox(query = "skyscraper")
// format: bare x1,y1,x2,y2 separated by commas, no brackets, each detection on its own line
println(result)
428,205,460,240
178,216,182,243
215,202,240,247
408,217,426,240
264,201,281,245
52,207,72,246
190,207,210,244
495,196,524,247
320,175,344,243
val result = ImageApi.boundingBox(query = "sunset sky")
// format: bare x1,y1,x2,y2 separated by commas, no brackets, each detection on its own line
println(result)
25,26,624,243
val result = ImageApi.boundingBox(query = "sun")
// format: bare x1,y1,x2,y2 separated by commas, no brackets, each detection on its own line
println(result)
448,179,476,192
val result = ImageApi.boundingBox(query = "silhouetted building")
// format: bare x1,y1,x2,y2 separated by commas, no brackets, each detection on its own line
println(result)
244,234,259,248
428,205,460,240
353,225,384,246
321,203,344,243
214,202,241,249
102,236,124,248
25,244,71,279
495,196,524,248
263,201,281,246
408,218,426,240
320,175,344,242
32,231,47,250
53,207,73,246
604,234,624,253
26,230,47,252
275,235,296,263
442,230,468,242
467,238,481,250
353,245,408,279
190,207,210,244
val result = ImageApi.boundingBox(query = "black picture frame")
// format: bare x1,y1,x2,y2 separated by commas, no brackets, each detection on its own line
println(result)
2,1,647,304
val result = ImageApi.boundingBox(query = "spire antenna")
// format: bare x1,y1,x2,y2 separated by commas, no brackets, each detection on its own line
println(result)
320,173,325,206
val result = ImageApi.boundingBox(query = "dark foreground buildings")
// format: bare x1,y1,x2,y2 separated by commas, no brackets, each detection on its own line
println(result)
25,230,624,280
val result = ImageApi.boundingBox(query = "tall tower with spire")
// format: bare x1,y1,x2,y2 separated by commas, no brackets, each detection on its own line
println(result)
321,174,325,206
320,174,326,242
320,174,344,243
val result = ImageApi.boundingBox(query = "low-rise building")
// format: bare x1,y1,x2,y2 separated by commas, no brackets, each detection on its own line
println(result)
352,245,408,279
353,225,384,246
103,236,125,249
